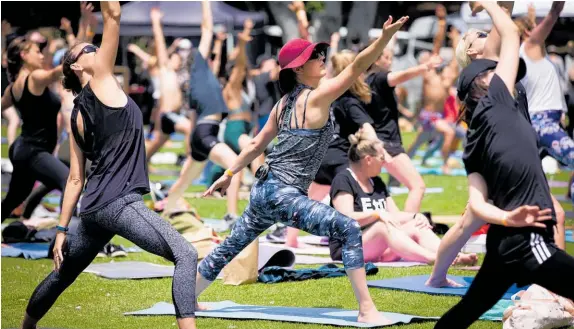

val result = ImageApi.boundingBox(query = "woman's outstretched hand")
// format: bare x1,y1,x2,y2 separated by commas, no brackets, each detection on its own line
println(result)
382,15,409,37
203,175,232,197
505,206,553,228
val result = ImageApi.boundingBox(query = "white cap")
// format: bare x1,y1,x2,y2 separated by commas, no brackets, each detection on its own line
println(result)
178,39,192,50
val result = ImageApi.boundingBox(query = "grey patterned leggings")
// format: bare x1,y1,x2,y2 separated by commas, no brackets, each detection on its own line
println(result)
26,193,198,319
199,173,364,281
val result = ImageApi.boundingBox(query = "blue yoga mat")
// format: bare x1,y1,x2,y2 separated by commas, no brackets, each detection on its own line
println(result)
125,300,438,327
381,167,467,176
170,133,185,142
367,275,523,300
1,243,49,259
567,230,573,243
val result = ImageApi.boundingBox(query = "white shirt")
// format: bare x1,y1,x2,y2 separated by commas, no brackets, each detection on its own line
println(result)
519,43,566,115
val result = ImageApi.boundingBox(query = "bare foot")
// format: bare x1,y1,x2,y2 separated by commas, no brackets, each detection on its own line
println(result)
196,303,209,311
426,276,463,288
357,308,393,325
453,253,478,266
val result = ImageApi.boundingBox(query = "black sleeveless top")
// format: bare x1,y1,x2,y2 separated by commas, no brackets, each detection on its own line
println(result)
10,75,61,151
71,83,150,214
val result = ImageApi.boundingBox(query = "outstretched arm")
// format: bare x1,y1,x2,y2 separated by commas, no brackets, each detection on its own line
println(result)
60,18,76,47
93,1,121,77
528,1,564,46
198,0,214,59
311,16,409,110
289,1,311,41
481,2,515,60
227,20,253,90
432,4,447,55
387,55,441,87
127,43,154,67
150,8,169,68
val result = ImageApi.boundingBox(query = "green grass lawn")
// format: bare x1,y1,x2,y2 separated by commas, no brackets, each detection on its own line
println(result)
2,129,573,329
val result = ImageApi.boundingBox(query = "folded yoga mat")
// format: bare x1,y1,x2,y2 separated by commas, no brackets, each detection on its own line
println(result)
125,300,437,327
295,255,426,267
1,243,50,259
84,244,295,280
367,275,523,300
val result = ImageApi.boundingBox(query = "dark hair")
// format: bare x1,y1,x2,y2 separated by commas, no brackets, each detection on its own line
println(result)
279,68,297,95
6,37,34,83
61,47,83,95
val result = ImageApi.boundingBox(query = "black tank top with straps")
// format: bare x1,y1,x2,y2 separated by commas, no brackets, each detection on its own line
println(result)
70,83,150,215
10,75,61,151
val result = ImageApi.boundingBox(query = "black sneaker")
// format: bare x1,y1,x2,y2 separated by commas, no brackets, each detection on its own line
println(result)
107,244,127,258
266,225,286,243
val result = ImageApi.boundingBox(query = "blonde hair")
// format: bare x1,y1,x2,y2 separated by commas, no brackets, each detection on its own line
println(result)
348,129,382,162
331,51,372,104
455,28,486,69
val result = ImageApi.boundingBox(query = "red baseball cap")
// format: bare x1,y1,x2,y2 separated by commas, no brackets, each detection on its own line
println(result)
278,38,329,93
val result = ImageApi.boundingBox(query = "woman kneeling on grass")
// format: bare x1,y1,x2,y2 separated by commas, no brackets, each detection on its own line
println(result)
328,130,477,265
197,16,409,325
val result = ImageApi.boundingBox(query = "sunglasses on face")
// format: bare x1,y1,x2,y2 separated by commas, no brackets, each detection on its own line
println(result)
310,49,326,61
73,44,98,63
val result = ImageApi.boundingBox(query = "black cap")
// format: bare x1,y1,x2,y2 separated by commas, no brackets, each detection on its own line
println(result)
457,58,527,101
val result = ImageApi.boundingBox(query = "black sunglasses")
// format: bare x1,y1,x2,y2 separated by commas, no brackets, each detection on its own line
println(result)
310,49,326,61
73,44,98,63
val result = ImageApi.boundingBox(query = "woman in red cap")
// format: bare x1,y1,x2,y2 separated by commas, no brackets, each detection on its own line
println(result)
196,16,409,324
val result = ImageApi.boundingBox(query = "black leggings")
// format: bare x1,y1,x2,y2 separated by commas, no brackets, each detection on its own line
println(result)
26,193,198,320
435,249,574,328
1,139,69,222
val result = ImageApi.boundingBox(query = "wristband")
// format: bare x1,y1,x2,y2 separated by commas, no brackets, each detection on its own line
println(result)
56,225,69,233
224,169,234,177
501,213,509,227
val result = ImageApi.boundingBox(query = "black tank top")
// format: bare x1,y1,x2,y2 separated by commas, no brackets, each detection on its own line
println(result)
71,83,150,214
10,75,61,151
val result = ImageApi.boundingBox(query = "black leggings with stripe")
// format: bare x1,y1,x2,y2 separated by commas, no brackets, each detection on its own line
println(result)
435,241,574,328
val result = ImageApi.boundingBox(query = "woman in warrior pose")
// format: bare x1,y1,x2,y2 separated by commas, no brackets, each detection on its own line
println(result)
198,16,409,325
20,3,198,328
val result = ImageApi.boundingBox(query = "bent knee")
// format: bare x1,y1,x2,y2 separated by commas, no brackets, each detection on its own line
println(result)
173,240,198,263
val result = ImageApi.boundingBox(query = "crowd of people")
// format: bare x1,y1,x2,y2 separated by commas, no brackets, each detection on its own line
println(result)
1,1,574,329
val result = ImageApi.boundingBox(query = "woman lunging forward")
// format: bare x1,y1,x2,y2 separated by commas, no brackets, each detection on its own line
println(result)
434,2,574,328
21,3,198,329
198,16,409,324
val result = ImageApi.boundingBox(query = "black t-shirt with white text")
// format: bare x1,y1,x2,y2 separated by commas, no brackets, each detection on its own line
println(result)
463,74,556,271
366,71,401,144
328,168,389,260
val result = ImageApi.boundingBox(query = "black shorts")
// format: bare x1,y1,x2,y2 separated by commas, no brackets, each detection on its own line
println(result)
314,161,348,185
382,141,405,157
190,122,220,162
160,112,187,135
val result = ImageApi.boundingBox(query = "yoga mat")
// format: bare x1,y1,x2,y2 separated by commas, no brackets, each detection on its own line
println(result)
295,255,426,267
1,243,49,259
84,245,295,280
125,300,437,327
367,275,523,300
414,150,464,158
43,196,61,205
381,167,467,176
298,235,329,246
84,261,174,279
389,186,444,196
202,218,230,233
567,230,573,243
548,181,570,188
170,133,185,142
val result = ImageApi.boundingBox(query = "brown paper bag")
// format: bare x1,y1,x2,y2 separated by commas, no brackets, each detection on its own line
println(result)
222,240,259,286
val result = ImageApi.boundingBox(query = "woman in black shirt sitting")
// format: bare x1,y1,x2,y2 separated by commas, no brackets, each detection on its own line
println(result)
329,129,476,265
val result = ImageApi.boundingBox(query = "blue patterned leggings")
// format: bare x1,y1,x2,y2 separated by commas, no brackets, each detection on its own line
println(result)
199,173,364,281
531,110,574,203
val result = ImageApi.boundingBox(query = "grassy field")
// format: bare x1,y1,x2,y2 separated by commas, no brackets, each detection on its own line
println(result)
1,130,573,329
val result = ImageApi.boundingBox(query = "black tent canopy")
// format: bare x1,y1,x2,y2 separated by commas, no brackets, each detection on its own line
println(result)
95,1,267,37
